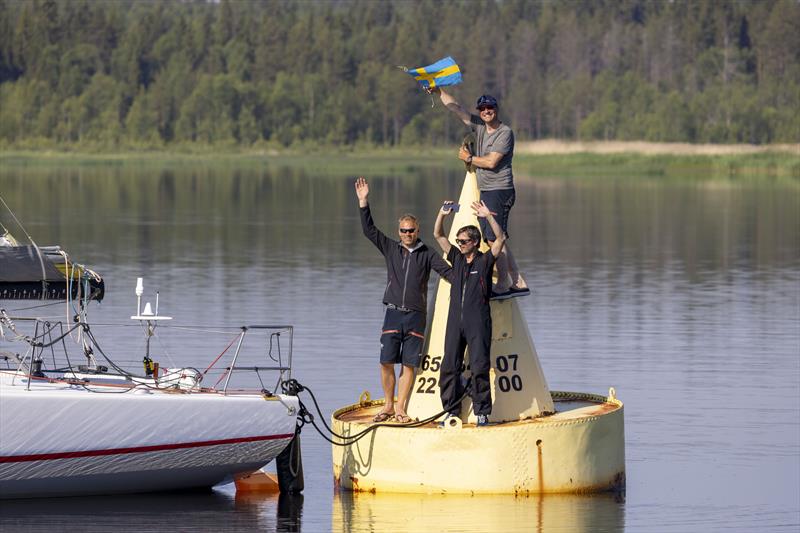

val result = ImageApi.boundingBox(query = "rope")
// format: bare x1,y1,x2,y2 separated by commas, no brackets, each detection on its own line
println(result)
4,301,63,312
282,379,470,447
29,322,83,349
82,325,138,377
202,333,241,375
212,367,231,389
268,332,281,363
0,194,36,245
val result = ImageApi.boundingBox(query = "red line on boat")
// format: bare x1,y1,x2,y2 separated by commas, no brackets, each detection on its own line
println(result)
0,434,295,463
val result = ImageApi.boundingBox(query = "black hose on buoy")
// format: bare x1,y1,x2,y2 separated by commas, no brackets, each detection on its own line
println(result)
279,378,472,447
276,382,305,493
276,429,304,493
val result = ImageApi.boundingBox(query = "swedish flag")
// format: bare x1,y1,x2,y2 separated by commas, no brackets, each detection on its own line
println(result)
406,56,462,89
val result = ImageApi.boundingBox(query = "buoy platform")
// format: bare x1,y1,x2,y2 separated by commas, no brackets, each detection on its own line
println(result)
332,389,624,495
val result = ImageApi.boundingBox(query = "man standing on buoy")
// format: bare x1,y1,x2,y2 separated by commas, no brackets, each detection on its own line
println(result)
433,200,507,426
428,87,529,299
355,177,452,424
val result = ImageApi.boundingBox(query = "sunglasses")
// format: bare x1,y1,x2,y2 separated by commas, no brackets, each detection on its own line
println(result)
455,238,474,245
478,106,496,112
399,228,417,234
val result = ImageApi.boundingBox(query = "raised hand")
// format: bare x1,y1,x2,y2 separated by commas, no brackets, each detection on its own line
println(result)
355,177,369,203
471,200,495,218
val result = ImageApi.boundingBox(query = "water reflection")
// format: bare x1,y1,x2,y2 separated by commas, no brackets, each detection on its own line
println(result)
332,491,624,533
0,489,306,532
235,492,305,533
1,165,796,274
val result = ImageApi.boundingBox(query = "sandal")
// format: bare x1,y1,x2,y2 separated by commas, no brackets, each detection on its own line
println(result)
372,411,394,423
394,414,413,424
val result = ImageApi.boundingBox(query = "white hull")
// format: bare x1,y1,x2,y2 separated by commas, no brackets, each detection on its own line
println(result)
0,371,299,499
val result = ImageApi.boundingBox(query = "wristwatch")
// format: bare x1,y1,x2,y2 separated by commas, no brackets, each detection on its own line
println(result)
466,155,473,165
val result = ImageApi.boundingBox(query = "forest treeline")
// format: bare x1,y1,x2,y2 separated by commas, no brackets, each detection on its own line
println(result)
0,0,798,150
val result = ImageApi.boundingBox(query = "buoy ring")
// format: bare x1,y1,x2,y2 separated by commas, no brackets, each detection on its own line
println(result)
359,391,371,405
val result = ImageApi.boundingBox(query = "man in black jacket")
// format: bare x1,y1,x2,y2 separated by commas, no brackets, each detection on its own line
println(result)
356,177,452,424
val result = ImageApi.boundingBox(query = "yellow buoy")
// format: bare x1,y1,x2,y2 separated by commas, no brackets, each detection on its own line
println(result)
332,171,625,494
332,390,624,494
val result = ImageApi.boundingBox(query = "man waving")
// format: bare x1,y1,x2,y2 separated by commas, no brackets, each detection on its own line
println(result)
356,177,452,424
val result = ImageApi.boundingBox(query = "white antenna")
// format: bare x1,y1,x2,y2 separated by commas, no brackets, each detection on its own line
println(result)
131,278,171,370
131,278,171,321
135,278,144,316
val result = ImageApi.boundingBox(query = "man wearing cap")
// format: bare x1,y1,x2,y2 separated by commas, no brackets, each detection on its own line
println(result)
429,87,529,299
355,177,452,424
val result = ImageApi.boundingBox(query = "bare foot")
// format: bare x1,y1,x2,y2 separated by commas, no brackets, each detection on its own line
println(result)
372,410,395,423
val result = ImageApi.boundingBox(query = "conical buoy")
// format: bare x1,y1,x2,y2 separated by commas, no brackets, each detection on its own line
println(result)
407,170,554,424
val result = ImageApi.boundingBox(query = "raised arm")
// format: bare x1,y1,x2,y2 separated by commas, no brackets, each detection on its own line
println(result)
472,200,507,257
356,177,390,254
428,87,471,126
433,201,456,254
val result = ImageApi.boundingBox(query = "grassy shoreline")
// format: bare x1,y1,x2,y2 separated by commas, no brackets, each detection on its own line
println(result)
1,143,798,178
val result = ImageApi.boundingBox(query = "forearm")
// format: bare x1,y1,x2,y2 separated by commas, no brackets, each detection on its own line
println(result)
433,213,452,251
487,215,507,256
433,212,446,239
360,204,387,251
439,88,471,124
469,152,503,170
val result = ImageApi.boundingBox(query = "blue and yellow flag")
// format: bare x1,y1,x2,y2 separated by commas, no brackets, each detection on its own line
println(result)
404,56,462,89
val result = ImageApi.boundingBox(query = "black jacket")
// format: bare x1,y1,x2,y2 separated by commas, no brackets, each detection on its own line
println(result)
445,246,495,324
360,205,452,313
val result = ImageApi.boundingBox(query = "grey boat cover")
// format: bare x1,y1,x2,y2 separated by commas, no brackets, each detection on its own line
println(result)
0,245,105,301
1,246,64,281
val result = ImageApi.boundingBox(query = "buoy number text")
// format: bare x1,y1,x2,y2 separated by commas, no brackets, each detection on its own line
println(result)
496,354,523,392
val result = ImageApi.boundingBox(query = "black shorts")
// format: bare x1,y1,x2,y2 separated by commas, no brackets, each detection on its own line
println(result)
479,188,515,242
380,308,426,367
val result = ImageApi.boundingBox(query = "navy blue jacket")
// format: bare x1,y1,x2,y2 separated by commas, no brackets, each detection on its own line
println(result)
360,205,452,313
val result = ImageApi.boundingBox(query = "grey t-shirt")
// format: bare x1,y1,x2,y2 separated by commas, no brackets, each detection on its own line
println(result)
470,114,514,191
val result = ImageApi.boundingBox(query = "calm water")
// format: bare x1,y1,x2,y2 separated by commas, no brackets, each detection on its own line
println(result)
1,162,798,532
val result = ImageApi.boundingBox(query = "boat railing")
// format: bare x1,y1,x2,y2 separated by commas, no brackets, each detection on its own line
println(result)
219,324,294,395
0,314,295,396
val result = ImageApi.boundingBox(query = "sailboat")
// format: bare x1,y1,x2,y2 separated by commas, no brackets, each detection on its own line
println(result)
330,170,625,494
0,222,301,499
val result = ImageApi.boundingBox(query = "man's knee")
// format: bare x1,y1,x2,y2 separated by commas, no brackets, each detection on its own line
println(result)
468,344,492,374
